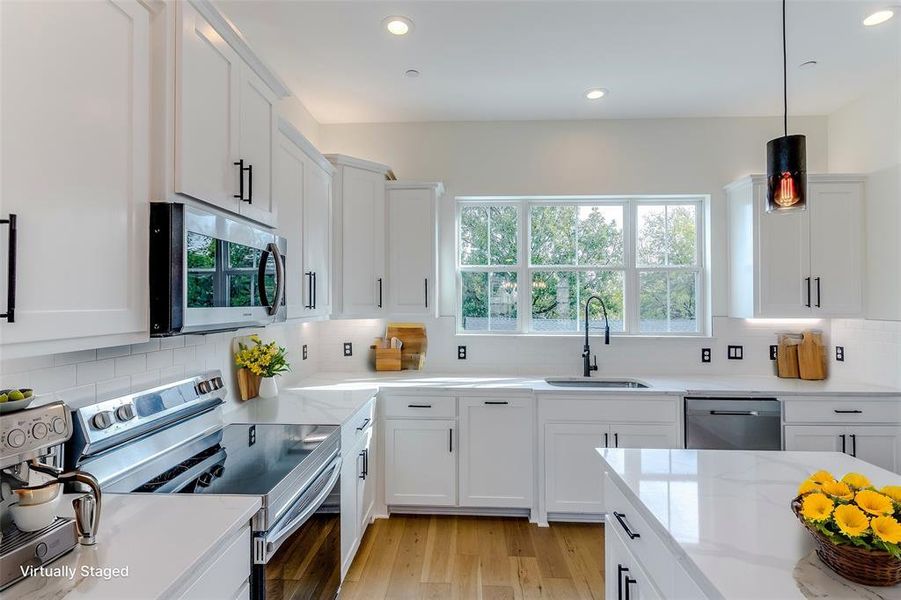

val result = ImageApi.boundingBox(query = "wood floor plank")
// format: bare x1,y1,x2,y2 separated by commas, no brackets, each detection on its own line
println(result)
456,517,482,555
385,515,431,599
419,583,452,599
482,585,515,600
503,519,537,558
451,553,482,600
354,516,407,599
345,517,382,582
421,516,457,583
529,525,573,580
510,557,544,600
553,524,605,600
543,577,581,600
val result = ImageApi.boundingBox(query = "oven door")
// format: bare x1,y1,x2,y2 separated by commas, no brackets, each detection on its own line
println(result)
254,455,341,600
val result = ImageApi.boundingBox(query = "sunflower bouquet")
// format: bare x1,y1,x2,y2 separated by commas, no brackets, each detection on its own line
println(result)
235,335,290,378
794,470,901,586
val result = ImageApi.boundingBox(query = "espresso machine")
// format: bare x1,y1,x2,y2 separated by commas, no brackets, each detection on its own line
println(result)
1,401,101,590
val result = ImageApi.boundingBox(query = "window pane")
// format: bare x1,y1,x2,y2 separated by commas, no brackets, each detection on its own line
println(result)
461,272,488,330
666,205,697,266
187,273,214,307
489,206,518,265
461,271,518,331
637,205,666,266
639,271,698,333
578,205,624,266
187,233,216,269
229,274,253,307
531,271,578,332
460,207,488,265
530,206,576,265
580,271,625,332
490,272,518,330
228,242,259,269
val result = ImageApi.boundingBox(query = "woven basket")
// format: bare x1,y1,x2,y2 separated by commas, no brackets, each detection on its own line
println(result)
792,496,901,587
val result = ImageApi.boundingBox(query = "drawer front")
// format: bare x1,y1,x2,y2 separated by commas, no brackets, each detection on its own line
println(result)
342,396,377,450
783,398,901,424
179,525,250,600
539,396,678,424
604,474,675,597
383,394,456,419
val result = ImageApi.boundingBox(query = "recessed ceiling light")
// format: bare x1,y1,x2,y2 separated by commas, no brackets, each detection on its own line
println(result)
585,88,608,100
863,9,894,26
383,16,413,36
404,69,420,78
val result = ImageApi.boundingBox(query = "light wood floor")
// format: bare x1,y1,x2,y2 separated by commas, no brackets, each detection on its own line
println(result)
339,516,605,600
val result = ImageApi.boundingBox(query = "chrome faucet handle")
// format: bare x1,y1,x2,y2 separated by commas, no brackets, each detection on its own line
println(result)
73,492,97,545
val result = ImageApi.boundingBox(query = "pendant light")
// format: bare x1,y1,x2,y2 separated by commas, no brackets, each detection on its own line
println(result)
766,0,807,212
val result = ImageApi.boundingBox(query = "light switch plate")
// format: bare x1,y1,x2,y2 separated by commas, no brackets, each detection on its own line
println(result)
458,345,467,360
835,346,844,362
769,345,778,361
343,342,353,357
727,345,744,360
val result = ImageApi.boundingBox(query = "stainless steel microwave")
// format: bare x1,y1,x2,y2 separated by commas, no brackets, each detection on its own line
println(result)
149,203,286,335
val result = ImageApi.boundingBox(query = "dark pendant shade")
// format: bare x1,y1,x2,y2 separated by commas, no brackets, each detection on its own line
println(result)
766,134,807,211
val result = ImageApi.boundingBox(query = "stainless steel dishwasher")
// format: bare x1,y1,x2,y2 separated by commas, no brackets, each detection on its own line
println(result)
684,397,782,450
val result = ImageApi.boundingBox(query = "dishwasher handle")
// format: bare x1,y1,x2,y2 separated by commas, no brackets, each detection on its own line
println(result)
709,410,759,416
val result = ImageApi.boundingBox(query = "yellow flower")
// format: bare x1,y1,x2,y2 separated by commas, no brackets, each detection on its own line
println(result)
881,486,901,504
871,516,901,544
841,472,871,489
855,490,895,516
834,504,870,537
798,479,821,496
250,334,261,343
809,470,835,485
821,480,854,501
801,493,834,522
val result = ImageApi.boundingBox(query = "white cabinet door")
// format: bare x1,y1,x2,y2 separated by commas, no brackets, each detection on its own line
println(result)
386,185,439,315
808,181,863,316
605,523,664,600
1,0,150,352
176,1,240,214
611,424,680,449
544,423,608,514
274,132,305,319
236,67,277,226
384,419,456,506
848,426,901,474
339,442,363,577
459,396,533,508
784,425,845,453
755,181,811,317
357,425,376,534
303,160,332,316
339,167,386,315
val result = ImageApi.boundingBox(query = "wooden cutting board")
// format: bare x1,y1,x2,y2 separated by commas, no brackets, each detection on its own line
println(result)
776,334,800,378
798,330,827,380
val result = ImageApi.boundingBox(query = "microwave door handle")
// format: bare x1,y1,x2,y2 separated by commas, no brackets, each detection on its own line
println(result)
270,243,285,313
264,456,341,558
257,243,285,316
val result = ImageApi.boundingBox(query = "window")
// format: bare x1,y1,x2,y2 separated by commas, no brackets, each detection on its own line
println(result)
456,197,706,335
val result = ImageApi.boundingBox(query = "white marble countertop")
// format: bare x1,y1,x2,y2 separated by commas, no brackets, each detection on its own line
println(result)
6,493,260,599
597,448,901,600
223,380,379,425
281,371,901,397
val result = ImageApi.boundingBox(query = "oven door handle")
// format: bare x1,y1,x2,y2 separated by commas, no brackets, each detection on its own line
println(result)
263,455,342,559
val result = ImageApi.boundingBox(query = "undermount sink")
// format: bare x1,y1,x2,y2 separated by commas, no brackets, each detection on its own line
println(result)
544,377,650,389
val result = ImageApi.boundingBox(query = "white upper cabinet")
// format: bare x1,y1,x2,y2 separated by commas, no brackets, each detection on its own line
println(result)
176,2,280,227
727,175,864,318
303,151,333,317
0,0,151,356
386,182,442,315
326,155,390,317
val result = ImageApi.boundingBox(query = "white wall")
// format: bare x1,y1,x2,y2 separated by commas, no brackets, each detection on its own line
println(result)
278,95,321,146
320,115,829,319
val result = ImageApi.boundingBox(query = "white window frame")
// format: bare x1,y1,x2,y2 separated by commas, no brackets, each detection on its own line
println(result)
455,195,709,337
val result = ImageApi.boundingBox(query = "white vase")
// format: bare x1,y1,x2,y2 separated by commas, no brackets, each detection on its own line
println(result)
258,376,278,399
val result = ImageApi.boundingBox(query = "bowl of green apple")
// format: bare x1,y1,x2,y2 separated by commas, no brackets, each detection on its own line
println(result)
0,388,35,413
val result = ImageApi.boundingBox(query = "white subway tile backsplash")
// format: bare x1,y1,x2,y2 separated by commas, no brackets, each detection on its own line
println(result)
97,345,131,360
145,349,174,370
96,377,131,400
131,370,160,392
35,365,78,394
160,365,186,384
159,336,186,350
0,372,30,390
130,339,161,354
184,335,208,347
172,346,196,364
76,359,116,385
1,355,53,374
53,349,97,366
115,354,146,377
194,343,218,363
56,384,96,405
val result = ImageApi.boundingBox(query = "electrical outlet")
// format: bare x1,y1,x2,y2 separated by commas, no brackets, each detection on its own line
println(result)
343,342,353,357
457,345,467,360
770,345,778,360
302,345,308,360
835,346,845,362
701,348,711,363
727,345,744,360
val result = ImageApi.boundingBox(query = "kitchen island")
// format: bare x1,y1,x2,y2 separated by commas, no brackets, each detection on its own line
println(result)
597,449,901,599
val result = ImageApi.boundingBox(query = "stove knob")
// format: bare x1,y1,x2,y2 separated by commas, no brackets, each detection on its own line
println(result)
7,428,26,448
92,411,114,430
115,404,136,422
196,381,211,395
51,417,66,434
196,472,214,487
210,464,225,478
211,377,223,390
32,422,48,440
35,542,48,560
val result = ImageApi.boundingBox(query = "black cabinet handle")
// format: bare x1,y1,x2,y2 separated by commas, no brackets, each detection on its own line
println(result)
424,278,429,308
484,401,509,405
624,576,637,600
815,277,821,308
604,432,609,448
247,163,253,204
364,448,369,478
617,565,629,600
1,214,16,322
614,432,619,448
304,272,313,309
449,428,453,453
358,450,366,480
356,417,371,431
840,434,846,454
407,404,432,409
805,277,811,308
850,433,857,457
378,277,383,308
234,160,251,203
312,272,317,309
613,512,640,539
834,409,862,414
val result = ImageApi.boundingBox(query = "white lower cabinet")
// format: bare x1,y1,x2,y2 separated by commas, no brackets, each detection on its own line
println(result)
784,425,901,473
459,396,533,508
545,423,608,514
606,524,663,600
384,419,457,506
178,525,251,599
340,398,378,577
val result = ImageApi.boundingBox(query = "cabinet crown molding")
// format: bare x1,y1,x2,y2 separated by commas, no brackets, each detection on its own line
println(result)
277,118,335,175
325,154,392,176
387,181,445,195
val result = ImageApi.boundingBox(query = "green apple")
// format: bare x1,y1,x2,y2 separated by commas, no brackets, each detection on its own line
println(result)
22,390,33,399
0,394,7,403
8,390,25,401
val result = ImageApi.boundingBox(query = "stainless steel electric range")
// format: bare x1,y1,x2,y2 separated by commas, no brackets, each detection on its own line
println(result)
66,371,341,600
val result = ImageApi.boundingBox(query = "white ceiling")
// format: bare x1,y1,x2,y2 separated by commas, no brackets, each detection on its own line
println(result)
215,1,899,124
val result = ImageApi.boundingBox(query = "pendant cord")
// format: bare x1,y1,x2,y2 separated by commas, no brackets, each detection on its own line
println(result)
783,0,788,137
